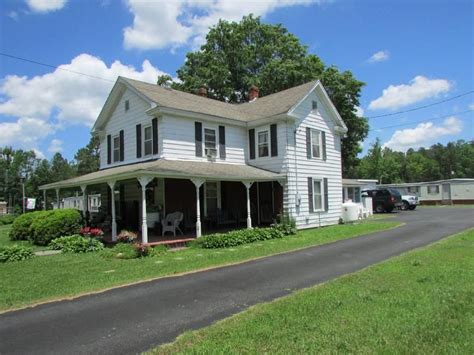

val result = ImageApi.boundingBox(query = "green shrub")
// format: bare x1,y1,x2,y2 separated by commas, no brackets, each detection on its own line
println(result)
0,245,35,263
102,243,140,259
196,227,285,249
9,211,50,241
0,214,16,225
30,209,82,245
148,244,168,257
50,235,104,253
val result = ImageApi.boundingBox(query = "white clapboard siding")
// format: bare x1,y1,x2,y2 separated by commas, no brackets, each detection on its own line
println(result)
283,89,343,228
247,122,288,173
99,89,157,169
161,115,247,165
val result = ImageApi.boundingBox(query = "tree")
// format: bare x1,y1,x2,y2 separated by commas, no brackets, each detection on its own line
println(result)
50,153,75,182
171,15,368,176
74,135,100,175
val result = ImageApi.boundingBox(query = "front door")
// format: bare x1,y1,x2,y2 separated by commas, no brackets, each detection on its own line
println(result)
442,184,451,201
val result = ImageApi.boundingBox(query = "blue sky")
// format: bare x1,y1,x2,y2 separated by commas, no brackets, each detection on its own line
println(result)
1,0,472,160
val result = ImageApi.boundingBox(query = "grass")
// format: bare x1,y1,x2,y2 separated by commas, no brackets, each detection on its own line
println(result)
153,229,474,355
0,225,47,251
0,220,400,312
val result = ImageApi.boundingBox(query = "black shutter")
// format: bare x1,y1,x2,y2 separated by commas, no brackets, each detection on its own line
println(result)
219,125,226,159
107,134,111,164
322,131,327,161
308,177,314,213
306,127,312,159
249,129,255,160
136,124,142,158
324,178,329,212
195,122,202,157
152,118,158,155
270,123,278,157
119,130,124,161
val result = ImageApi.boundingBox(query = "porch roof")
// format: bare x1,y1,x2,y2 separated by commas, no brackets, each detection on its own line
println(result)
39,159,285,190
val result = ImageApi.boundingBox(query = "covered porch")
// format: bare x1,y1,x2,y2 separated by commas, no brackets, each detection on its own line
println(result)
39,159,285,244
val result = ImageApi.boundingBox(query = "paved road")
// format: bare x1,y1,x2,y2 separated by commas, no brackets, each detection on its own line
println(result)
1,207,472,354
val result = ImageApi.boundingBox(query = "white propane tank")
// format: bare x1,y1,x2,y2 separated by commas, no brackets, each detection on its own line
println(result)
362,196,373,215
342,200,359,222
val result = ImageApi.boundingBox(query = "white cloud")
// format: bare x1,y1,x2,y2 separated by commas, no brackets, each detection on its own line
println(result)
368,50,389,63
369,76,452,111
26,0,67,13
7,11,19,20
0,117,54,152
354,106,364,117
48,139,63,153
123,0,319,51
469,103,474,110
383,116,463,152
0,53,168,154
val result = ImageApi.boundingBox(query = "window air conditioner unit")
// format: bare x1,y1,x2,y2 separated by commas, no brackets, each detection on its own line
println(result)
205,148,217,158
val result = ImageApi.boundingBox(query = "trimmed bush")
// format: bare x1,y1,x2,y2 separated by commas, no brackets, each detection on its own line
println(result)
148,244,168,257
0,214,16,225
196,227,285,249
0,245,35,263
9,211,50,241
50,235,104,253
30,209,82,246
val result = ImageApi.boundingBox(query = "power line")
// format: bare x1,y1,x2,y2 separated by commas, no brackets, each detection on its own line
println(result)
0,52,115,83
366,91,474,119
369,109,473,131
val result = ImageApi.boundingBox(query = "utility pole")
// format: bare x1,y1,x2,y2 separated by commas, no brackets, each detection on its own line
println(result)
22,179,26,213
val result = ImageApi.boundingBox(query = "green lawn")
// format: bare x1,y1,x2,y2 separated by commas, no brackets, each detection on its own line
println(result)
0,221,399,312
0,225,47,251
153,228,474,354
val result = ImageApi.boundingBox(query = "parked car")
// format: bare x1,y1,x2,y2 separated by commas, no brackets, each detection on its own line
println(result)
400,194,419,210
362,188,402,213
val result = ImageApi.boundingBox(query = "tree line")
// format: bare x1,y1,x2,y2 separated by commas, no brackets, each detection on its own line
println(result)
0,136,99,212
356,139,474,184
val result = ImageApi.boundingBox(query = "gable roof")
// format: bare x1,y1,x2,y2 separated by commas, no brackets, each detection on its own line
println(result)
93,77,346,131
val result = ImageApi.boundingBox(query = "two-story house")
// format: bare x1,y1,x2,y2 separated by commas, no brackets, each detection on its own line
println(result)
40,77,347,243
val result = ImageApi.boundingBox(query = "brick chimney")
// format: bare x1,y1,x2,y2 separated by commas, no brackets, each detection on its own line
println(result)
248,85,259,102
197,85,207,97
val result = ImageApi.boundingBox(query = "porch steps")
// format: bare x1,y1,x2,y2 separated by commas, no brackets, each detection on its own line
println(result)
146,238,195,249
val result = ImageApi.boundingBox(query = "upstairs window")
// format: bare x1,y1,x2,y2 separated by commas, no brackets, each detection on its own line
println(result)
113,135,120,162
311,129,322,159
125,100,130,111
204,128,217,157
144,125,153,156
258,130,269,157
311,100,318,111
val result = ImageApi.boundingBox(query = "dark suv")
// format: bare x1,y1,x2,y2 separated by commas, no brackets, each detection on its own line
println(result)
362,188,402,213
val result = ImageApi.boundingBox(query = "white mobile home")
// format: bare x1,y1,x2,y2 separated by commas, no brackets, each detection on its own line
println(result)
379,178,474,205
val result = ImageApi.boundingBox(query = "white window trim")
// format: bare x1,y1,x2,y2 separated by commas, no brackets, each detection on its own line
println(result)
143,124,153,157
112,134,120,163
312,177,324,212
203,125,219,159
311,100,318,113
427,185,439,194
125,99,130,112
256,127,270,159
310,128,322,159
203,181,221,217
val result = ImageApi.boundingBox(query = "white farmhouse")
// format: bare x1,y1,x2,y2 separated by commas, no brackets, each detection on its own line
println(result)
40,77,347,242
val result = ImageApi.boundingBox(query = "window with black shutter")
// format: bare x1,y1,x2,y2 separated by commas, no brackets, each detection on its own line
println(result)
270,123,278,157
249,129,255,160
219,125,226,159
136,124,142,158
195,122,203,157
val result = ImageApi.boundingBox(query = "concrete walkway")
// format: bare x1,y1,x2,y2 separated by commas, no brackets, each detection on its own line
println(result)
0,207,472,354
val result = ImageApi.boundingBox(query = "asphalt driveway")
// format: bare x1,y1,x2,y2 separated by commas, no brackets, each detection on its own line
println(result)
0,207,472,354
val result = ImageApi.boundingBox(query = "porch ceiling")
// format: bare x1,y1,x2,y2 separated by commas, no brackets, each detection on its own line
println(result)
39,159,285,190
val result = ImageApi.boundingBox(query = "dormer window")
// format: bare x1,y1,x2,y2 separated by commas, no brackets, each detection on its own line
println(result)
125,100,130,112
311,100,318,111
113,135,120,162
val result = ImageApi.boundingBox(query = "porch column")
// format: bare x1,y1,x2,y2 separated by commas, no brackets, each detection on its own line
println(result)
107,181,117,242
55,188,60,209
80,185,88,214
138,176,154,244
191,179,204,237
43,190,47,210
242,181,254,229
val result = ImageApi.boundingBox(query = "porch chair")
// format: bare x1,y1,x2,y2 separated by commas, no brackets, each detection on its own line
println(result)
162,212,184,237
